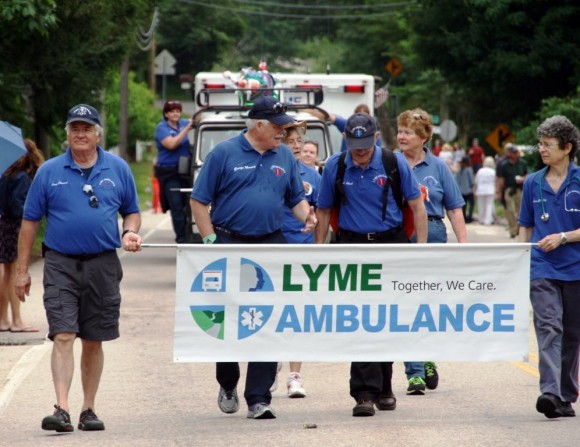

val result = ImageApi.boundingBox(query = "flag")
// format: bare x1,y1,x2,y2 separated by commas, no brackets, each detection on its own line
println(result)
374,82,390,109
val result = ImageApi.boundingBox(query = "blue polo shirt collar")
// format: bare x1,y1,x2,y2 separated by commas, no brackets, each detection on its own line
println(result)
344,146,382,171
241,130,279,155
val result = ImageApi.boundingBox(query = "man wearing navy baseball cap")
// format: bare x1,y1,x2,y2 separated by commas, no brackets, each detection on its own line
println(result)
190,96,317,420
315,112,427,417
16,103,142,432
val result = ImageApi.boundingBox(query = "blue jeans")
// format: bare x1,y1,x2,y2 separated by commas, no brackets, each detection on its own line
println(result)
406,218,447,378
410,218,448,243
404,362,425,379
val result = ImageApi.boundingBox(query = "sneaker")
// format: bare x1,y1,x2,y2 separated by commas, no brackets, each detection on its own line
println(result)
41,405,74,432
270,362,282,392
407,377,426,395
353,398,375,417
536,393,563,419
287,372,306,398
218,387,240,414
424,362,439,390
78,408,105,431
561,402,576,417
247,403,277,419
375,393,396,411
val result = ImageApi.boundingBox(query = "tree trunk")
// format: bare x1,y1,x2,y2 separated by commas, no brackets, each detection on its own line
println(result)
119,56,130,161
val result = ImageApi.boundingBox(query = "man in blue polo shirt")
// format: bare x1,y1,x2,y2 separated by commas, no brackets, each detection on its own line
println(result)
190,96,317,420
15,104,142,433
314,113,427,417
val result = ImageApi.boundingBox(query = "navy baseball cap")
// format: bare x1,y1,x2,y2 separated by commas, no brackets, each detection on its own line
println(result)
248,96,296,127
344,113,377,150
66,104,101,126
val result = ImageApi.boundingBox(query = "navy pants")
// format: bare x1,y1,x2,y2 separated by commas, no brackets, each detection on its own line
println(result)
339,227,406,401
214,227,287,406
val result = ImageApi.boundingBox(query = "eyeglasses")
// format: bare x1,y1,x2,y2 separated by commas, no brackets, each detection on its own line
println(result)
82,184,99,208
412,113,425,120
537,141,560,150
273,102,287,114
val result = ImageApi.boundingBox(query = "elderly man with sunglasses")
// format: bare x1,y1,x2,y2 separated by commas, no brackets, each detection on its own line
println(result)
15,104,142,433
191,96,317,420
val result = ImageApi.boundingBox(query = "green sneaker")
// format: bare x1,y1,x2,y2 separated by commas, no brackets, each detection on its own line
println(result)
424,362,439,390
407,376,426,395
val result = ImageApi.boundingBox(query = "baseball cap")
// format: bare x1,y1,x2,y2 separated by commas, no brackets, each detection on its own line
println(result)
344,113,377,150
248,96,296,127
66,104,101,126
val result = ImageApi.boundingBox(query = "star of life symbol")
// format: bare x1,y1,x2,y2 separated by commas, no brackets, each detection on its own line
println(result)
352,126,367,137
241,307,264,331
73,106,92,116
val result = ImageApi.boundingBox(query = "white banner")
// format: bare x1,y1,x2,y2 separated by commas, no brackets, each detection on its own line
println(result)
174,244,531,362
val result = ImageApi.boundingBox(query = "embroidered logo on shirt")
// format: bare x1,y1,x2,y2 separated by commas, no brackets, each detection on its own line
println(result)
373,174,388,187
271,165,286,176
99,178,116,190
50,181,69,187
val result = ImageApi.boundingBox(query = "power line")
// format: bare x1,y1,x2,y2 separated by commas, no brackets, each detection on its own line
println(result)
175,0,408,19
227,0,410,10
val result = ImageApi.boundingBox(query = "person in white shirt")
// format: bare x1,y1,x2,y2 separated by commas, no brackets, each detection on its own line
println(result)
473,156,497,225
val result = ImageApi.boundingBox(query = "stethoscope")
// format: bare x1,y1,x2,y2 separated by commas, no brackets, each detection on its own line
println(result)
538,168,580,222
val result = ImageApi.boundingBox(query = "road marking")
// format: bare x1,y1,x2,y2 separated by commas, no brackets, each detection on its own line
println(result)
0,214,170,415
0,342,51,415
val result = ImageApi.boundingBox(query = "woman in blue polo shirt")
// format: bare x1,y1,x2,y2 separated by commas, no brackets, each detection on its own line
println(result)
154,100,193,243
397,108,467,397
519,115,580,419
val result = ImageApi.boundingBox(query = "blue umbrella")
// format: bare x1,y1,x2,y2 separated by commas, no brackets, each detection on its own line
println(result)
0,121,27,176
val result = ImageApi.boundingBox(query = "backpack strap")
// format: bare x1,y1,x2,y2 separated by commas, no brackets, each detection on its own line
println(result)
335,151,348,207
381,148,403,222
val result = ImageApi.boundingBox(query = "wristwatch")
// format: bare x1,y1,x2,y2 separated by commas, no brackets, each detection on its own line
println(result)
122,229,137,238
560,232,568,245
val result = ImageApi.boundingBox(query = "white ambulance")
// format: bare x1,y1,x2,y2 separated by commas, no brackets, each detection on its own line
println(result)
182,71,376,242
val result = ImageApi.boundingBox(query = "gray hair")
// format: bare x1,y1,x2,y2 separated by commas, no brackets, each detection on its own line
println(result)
483,156,495,169
246,118,269,130
65,123,104,137
537,115,579,161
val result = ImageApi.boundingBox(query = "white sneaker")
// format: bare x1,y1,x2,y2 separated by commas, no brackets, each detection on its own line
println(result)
287,372,306,398
270,362,282,392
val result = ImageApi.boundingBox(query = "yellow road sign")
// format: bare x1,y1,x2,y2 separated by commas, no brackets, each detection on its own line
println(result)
486,123,516,153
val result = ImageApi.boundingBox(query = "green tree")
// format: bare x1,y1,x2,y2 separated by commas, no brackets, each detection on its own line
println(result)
410,0,580,128
104,71,158,157
0,0,154,157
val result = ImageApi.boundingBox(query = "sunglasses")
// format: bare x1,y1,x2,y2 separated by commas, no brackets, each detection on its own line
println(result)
82,184,99,208
273,102,287,114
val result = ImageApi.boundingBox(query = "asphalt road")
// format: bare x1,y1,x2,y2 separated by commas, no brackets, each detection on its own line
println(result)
1,210,577,447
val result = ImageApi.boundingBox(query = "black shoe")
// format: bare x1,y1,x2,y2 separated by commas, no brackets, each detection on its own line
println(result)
78,408,105,431
424,362,439,390
353,398,375,417
561,402,576,417
375,393,396,411
42,405,74,432
536,393,564,419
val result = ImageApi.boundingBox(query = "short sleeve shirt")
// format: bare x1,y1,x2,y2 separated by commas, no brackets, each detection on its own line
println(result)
317,149,421,233
24,147,140,255
191,132,305,235
518,164,580,281
155,118,191,166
